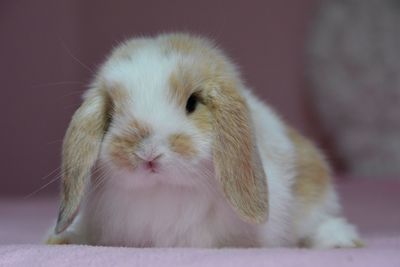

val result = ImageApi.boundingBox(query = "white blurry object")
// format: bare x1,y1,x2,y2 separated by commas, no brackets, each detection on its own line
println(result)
308,0,400,175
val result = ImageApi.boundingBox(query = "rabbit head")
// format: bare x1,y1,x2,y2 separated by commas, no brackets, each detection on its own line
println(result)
55,33,268,234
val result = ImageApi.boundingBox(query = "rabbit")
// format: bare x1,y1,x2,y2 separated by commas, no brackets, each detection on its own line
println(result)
46,33,362,248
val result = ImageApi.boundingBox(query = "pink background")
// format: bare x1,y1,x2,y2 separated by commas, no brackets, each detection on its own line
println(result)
0,1,322,196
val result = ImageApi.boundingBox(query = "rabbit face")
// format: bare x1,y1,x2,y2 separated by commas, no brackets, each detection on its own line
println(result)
97,49,214,188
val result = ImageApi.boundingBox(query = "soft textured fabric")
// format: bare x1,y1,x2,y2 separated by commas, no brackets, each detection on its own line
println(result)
0,179,399,266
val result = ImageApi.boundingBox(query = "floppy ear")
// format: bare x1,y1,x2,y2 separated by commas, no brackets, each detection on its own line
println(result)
204,83,269,224
55,88,111,234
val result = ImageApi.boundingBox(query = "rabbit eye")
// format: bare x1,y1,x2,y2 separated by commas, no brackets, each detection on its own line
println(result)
186,93,198,114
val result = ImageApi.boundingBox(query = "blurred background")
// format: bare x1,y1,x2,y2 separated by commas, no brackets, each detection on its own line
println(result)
1,0,399,197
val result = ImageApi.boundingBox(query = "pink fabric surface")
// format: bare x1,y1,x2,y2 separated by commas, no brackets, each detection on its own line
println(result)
1,179,399,266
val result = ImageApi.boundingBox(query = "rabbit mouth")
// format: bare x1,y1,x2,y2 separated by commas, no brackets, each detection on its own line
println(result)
144,160,158,173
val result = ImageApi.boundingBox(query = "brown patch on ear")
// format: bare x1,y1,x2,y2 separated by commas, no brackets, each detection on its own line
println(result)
108,120,151,169
169,133,197,158
204,82,268,224
56,88,112,233
287,128,331,206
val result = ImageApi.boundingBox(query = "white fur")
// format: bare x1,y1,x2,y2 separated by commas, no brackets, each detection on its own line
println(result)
49,35,360,248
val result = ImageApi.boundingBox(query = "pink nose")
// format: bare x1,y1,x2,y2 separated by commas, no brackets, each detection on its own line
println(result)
140,154,162,172
145,159,156,172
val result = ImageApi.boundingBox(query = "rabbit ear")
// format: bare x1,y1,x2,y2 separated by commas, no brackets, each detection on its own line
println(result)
204,84,269,224
55,88,111,233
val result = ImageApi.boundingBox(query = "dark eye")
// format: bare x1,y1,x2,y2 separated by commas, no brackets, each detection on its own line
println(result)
186,93,198,114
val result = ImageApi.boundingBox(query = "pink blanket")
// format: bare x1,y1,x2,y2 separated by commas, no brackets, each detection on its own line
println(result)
1,179,399,266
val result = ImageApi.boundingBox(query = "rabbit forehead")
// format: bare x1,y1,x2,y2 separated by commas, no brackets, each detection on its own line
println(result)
97,36,230,132
99,47,201,135
102,46,179,96
100,47,213,113
101,48,177,110
99,34,230,111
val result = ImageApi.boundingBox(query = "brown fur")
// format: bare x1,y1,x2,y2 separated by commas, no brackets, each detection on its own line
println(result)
56,88,111,233
203,81,269,224
108,120,151,169
108,84,129,114
288,128,331,206
168,63,221,107
191,104,213,133
165,34,269,223
95,81,133,118
109,136,139,170
168,65,212,133
168,68,193,107
167,45,227,134
169,133,197,158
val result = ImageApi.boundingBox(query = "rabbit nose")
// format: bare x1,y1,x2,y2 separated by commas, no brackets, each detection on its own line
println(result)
145,159,156,171
134,152,163,172
144,154,163,172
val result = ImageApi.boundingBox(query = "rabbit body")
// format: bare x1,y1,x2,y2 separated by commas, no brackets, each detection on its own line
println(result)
46,33,360,248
